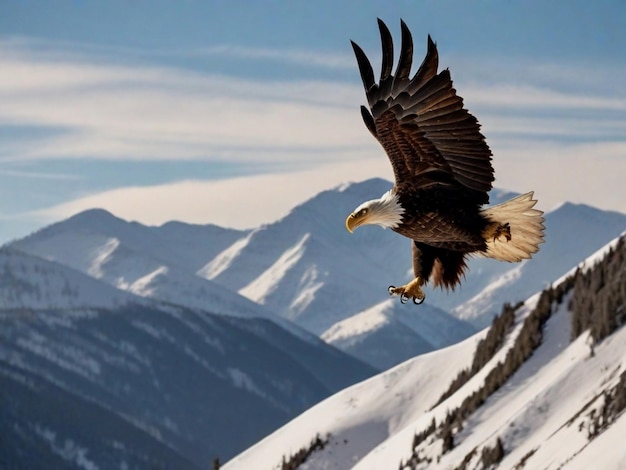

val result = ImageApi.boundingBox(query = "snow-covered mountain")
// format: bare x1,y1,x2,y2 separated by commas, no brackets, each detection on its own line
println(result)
10,209,311,340
203,179,626,330
321,300,476,370
10,185,477,368
11,179,626,369
0,247,135,310
223,234,626,470
0,247,375,468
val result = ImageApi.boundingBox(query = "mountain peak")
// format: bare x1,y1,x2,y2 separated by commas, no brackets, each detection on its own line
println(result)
66,207,125,225
339,178,394,198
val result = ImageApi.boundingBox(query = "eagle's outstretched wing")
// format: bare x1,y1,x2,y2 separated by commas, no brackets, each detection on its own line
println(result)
351,19,494,203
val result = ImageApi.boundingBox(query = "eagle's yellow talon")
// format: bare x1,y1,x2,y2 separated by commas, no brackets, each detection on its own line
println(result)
491,222,512,242
388,278,425,305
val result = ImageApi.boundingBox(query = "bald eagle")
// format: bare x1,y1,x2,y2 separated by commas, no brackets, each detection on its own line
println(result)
345,19,545,304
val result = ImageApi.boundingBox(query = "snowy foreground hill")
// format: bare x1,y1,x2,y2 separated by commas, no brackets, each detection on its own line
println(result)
224,235,626,470
0,248,374,468
11,178,626,369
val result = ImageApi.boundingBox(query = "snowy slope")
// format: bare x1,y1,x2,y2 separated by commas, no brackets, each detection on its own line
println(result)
0,248,375,468
224,236,626,470
321,299,476,370
10,210,311,340
0,247,136,309
352,297,626,470
224,326,485,470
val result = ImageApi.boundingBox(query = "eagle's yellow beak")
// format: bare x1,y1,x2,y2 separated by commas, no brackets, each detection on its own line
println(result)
345,213,359,233
346,207,371,233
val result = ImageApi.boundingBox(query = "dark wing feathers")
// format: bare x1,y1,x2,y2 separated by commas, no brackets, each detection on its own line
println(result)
359,105,377,137
377,19,394,98
353,19,494,195
405,35,439,95
350,41,375,98
392,20,414,89
374,113,450,185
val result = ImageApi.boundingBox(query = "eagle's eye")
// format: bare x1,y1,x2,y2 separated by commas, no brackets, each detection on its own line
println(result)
356,208,368,217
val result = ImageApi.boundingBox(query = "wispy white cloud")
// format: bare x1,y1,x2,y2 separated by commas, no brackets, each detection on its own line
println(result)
2,37,625,238
33,159,393,228
448,54,626,96
1,39,624,166
188,44,353,69
0,36,354,70
0,48,368,163
491,140,626,214
465,84,626,111
32,138,626,230
0,168,81,180
480,114,626,140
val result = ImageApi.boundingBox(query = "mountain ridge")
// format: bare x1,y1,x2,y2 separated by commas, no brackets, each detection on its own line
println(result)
10,178,626,369
0,247,375,467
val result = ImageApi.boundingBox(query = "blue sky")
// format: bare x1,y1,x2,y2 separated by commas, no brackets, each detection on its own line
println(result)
1,0,625,243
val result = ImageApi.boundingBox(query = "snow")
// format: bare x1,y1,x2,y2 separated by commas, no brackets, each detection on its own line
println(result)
223,329,484,469
35,425,99,470
10,217,319,344
452,261,526,322
87,237,120,278
239,233,309,304
322,304,391,346
0,248,134,310
289,265,325,316
0,250,376,466
322,299,474,350
226,367,276,406
566,412,626,470
320,299,476,369
225,235,626,470
127,266,169,296
17,331,102,379
197,232,251,280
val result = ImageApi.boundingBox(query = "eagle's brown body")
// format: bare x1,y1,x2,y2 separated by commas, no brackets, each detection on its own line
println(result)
393,184,490,290
345,20,545,302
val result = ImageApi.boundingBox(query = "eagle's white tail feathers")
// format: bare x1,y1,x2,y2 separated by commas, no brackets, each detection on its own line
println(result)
481,192,545,262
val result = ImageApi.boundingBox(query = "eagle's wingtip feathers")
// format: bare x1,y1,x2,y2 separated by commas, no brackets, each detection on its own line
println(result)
399,19,413,43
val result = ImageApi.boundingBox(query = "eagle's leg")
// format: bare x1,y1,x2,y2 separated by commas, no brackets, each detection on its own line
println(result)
388,277,425,305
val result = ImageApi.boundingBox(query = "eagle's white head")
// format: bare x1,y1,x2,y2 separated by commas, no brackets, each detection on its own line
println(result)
345,189,405,233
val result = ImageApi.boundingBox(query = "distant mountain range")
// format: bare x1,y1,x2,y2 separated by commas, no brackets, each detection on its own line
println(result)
0,248,374,468
12,178,626,369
